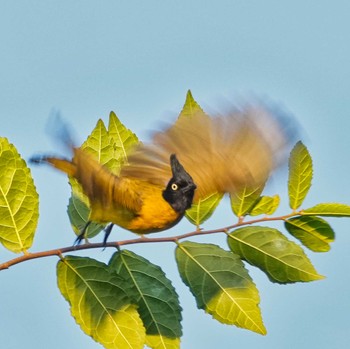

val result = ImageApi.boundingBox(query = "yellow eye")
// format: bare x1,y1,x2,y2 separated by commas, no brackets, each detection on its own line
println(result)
171,183,178,191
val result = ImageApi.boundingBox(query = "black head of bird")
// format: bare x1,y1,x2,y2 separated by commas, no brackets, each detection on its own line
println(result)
162,154,196,213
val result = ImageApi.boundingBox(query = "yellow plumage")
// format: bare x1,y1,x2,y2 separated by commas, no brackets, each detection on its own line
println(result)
32,100,292,240
122,105,289,202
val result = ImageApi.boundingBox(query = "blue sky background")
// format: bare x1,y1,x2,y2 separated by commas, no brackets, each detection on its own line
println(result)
1,1,350,348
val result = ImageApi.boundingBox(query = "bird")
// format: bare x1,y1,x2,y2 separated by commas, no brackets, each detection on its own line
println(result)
31,100,292,244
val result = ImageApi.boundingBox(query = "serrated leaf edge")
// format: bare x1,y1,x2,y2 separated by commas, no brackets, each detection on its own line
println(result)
177,243,264,331
228,230,323,280
117,252,172,349
62,258,136,346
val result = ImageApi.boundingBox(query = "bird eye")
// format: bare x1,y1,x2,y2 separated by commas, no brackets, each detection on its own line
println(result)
171,183,178,191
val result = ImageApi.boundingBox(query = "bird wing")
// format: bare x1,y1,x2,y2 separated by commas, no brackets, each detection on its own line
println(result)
71,148,143,216
121,104,291,202
38,148,144,218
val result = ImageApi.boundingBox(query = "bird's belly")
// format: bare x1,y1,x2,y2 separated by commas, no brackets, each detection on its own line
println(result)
126,200,182,234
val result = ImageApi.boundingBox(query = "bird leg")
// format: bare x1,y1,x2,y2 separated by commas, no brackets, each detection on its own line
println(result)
74,221,92,246
103,223,115,247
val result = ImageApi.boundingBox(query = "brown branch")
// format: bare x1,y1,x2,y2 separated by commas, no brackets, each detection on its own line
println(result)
0,212,296,271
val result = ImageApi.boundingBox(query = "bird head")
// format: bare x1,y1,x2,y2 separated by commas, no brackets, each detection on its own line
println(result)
162,154,196,213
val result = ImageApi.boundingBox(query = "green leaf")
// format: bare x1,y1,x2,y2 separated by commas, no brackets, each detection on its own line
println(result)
82,119,115,168
230,184,264,217
301,203,350,217
288,141,313,210
175,241,266,335
249,195,280,216
67,194,105,238
227,226,324,283
109,250,182,349
285,216,335,252
57,256,145,349
0,138,39,253
108,111,139,172
69,119,115,199
178,90,206,119
185,193,223,227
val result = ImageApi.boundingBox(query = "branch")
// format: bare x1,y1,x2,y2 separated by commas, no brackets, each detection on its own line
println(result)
0,212,296,271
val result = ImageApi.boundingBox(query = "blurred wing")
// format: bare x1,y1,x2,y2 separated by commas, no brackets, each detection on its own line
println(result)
70,148,143,215
121,104,292,202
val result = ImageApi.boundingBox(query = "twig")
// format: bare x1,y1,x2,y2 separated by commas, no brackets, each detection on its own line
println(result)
0,212,296,271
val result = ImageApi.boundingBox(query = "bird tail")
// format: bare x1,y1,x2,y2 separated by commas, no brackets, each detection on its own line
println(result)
30,155,77,177
30,114,80,176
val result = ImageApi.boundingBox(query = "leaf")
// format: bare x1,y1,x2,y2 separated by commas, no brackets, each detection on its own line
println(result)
178,90,206,119
175,241,266,335
69,119,115,198
230,184,264,217
67,194,105,238
288,141,313,210
227,226,324,283
249,195,280,216
68,119,109,202
285,216,335,252
109,250,182,349
0,138,39,253
301,203,350,217
82,119,115,167
57,256,145,349
108,111,139,172
185,193,223,227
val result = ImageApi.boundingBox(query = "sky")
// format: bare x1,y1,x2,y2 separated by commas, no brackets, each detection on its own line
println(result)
1,1,350,348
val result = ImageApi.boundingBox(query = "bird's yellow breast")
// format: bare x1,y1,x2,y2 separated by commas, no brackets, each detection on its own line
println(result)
127,192,182,234
88,179,181,234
